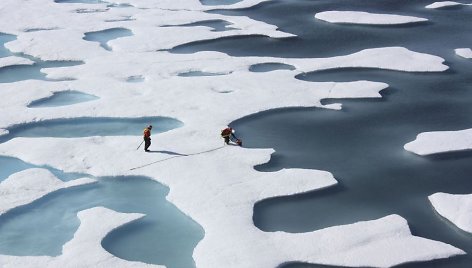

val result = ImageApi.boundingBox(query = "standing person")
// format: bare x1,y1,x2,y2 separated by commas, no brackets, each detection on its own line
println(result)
143,125,152,152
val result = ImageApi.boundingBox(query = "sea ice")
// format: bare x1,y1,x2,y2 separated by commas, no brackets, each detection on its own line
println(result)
272,215,464,267
426,1,472,9
0,136,465,267
455,48,472,59
404,128,472,155
315,11,428,25
429,193,472,233
405,129,472,234
0,57,34,69
0,0,464,267
5,29,108,61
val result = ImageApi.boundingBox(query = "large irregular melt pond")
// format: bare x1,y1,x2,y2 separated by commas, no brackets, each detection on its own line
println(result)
0,175,204,268
0,116,183,143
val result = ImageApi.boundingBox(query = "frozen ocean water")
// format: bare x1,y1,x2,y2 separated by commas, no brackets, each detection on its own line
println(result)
27,90,99,108
0,20,197,268
1,0,471,267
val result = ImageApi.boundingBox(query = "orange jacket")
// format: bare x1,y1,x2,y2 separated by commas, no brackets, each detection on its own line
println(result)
143,128,151,138
221,128,232,137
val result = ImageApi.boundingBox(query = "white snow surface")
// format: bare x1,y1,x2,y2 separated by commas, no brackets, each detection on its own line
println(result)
429,193,472,233
275,214,463,267
0,207,162,267
404,128,472,155
0,136,465,267
0,168,96,215
0,0,462,267
426,1,472,9
455,48,472,59
315,11,427,25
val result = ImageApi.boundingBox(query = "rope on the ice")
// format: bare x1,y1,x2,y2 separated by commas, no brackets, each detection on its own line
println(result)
129,145,225,171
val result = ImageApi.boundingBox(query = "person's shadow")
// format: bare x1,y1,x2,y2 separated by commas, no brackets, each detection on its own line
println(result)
146,150,188,156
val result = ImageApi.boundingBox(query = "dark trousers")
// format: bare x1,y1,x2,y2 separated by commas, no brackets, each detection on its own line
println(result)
224,134,237,144
144,137,151,151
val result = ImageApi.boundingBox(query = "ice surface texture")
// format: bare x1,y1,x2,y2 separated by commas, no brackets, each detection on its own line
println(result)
315,11,428,25
0,0,467,267
426,1,472,9
429,193,472,233
405,128,472,156
455,48,472,59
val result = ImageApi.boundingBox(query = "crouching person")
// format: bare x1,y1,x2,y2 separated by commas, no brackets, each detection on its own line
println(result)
221,127,242,146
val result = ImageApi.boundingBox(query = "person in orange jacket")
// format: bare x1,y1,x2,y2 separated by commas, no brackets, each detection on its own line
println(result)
221,127,242,146
143,125,152,152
